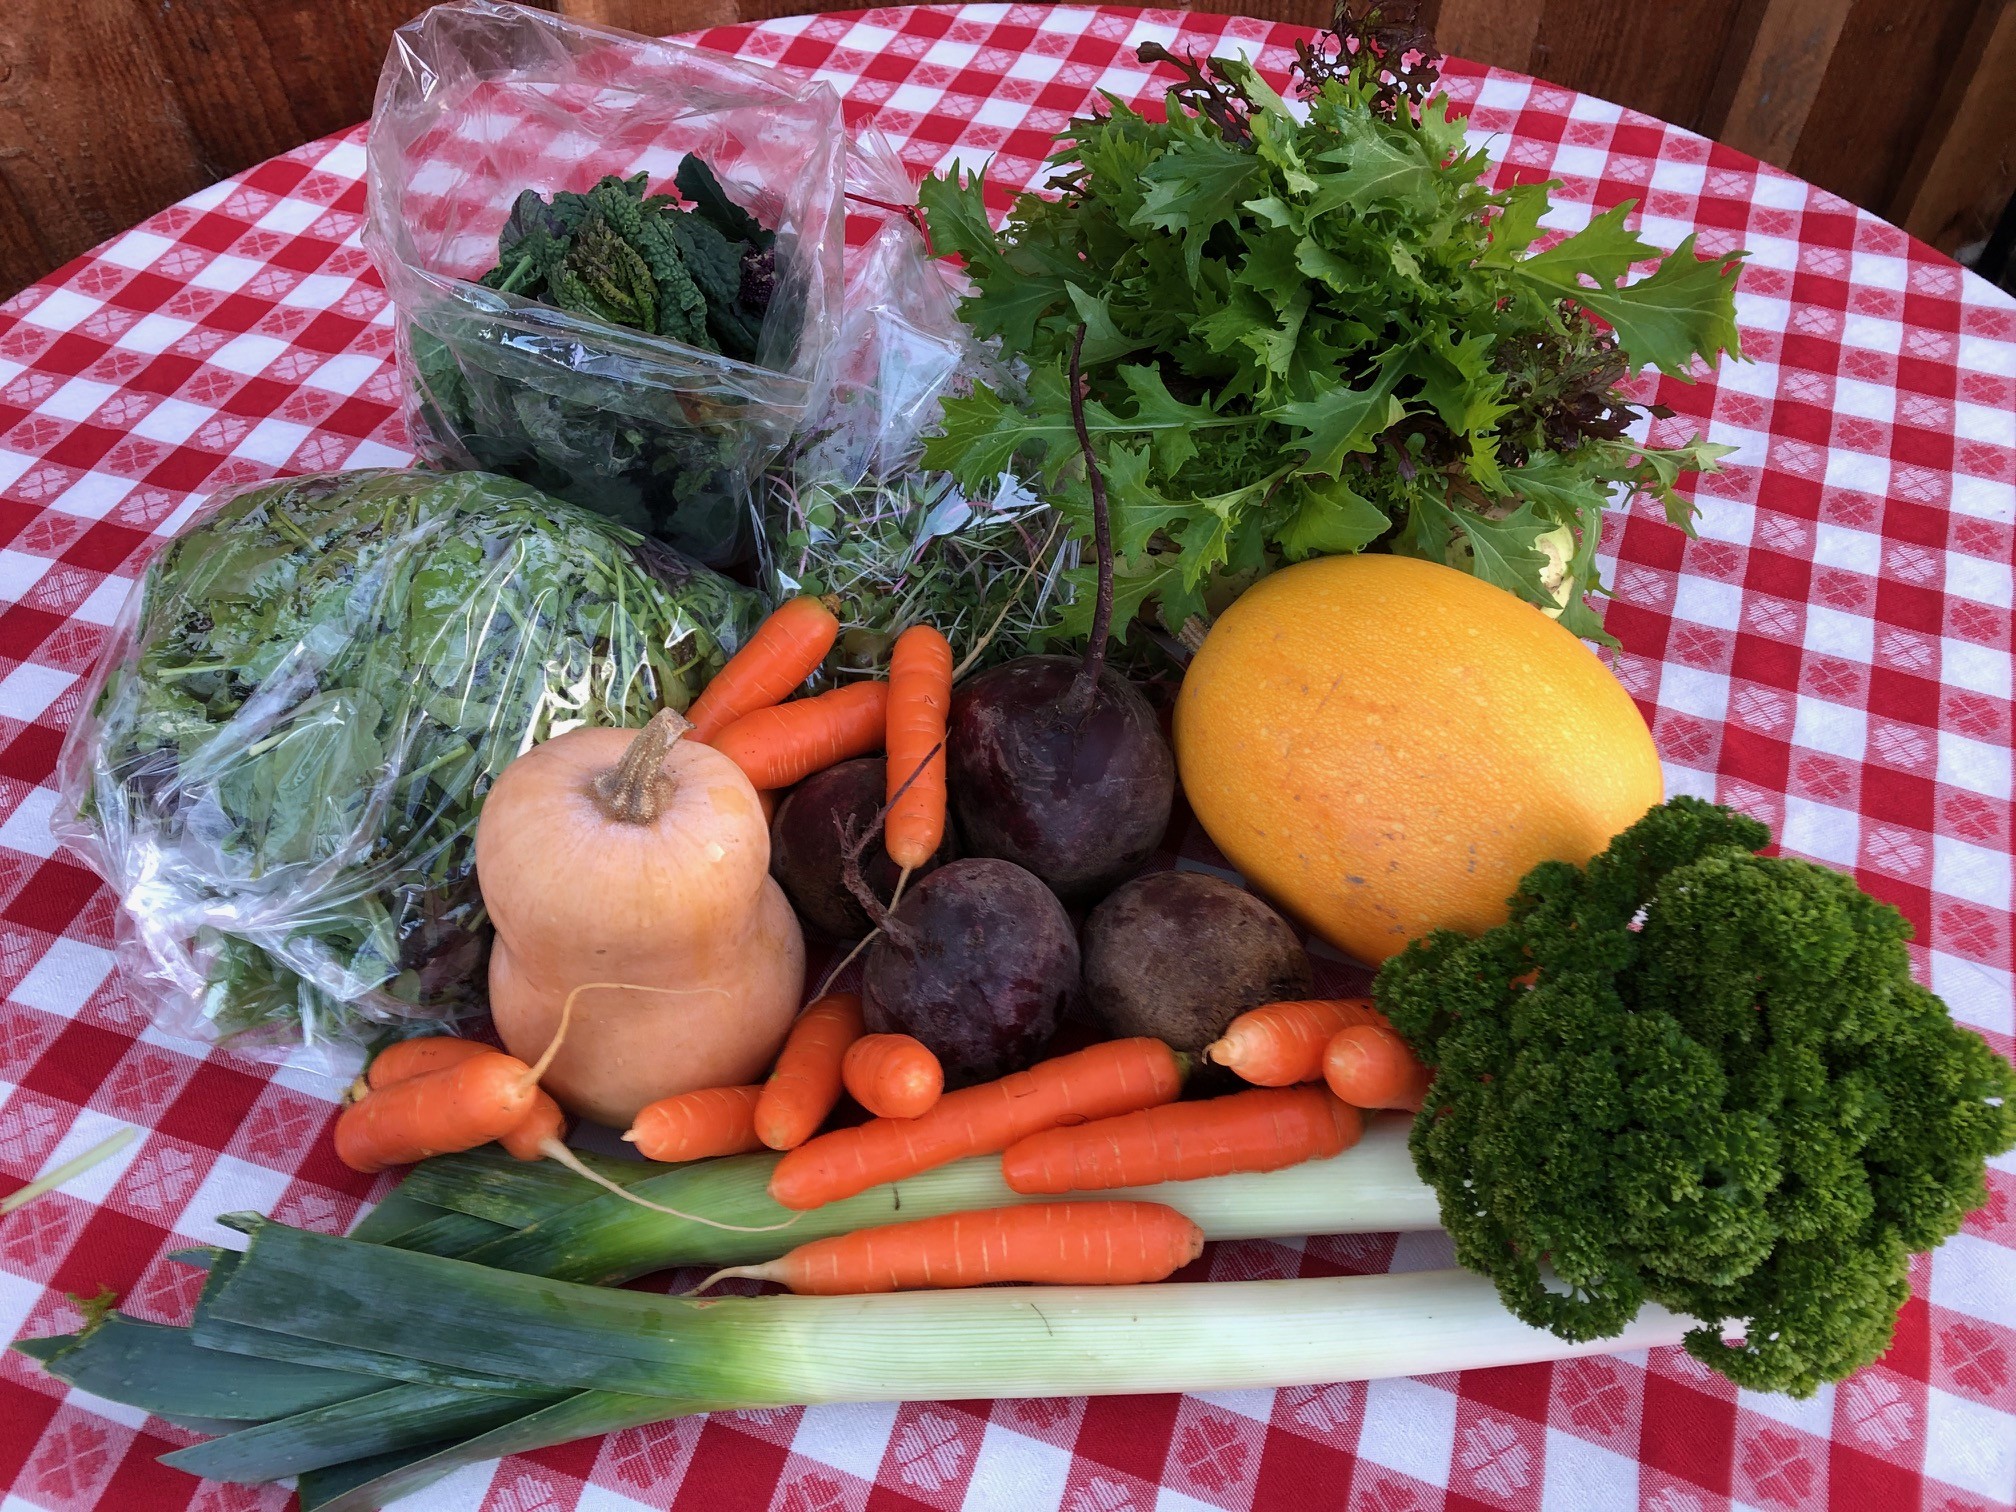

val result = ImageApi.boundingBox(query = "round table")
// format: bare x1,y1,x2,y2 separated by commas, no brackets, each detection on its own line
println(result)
2,7,2013,1509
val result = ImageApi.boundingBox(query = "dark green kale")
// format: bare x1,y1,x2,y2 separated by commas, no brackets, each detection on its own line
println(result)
70,470,764,1053
1376,798,2016,1396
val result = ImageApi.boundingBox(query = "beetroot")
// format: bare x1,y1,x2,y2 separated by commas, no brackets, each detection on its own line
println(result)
770,758,948,940
949,656,1173,902
1081,870,1312,1052
863,858,1077,1084
943,331,1174,905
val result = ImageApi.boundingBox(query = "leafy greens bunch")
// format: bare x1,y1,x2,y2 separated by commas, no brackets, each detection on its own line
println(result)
63,470,762,1053
1377,798,2016,1396
918,3,1742,642
477,160,776,360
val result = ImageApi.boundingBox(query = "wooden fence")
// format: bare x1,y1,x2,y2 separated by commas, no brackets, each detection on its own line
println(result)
2,0,2012,298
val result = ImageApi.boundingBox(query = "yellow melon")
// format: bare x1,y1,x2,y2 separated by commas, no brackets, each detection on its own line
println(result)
1173,554,1663,965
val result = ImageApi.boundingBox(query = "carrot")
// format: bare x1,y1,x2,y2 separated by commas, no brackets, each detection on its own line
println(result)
842,1034,943,1120
1323,1024,1432,1111
625,1085,768,1162
365,1035,567,1164
1001,1085,1363,1194
334,1051,542,1174
768,1037,1187,1210
1204,999,1386,1087
685,596,840,743
754,994,864,1151
366,1037,490,1089
710,682,889,790
883,625,952,872
696,1201,1204,1294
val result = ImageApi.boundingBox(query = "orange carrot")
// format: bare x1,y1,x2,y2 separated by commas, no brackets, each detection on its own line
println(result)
697,1201,1203,1294
1001,1085,1362,1193
335,1051,541,1174
366,1037,490,1089
883,625,951,871
365,1035,568,1164
625,1085,768,1162
1204,1000,1386,1087
754,994,865,1151
685,596,840,743
842,1033,943,1120
1323,1024,1432,1111
769,1037,1187,1210
498,1092,568,1162
710,682,889,790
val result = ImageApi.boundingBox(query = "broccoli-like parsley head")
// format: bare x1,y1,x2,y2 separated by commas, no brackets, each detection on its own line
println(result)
1376,797,2015,1396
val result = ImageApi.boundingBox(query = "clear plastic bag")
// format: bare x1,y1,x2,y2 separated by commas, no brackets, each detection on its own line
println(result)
56,469,765,1063
758,131,1073,677
365,0,847,567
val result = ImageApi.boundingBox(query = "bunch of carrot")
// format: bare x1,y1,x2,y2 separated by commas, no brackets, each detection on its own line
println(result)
682,597,952,873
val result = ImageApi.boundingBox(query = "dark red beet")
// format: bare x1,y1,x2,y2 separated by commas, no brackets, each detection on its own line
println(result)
862,858,1078,1084
1081,870,1312,1051
770,758,948,940
948,655,1174,904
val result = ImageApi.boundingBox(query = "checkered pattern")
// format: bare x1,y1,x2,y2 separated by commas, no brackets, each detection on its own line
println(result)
0,6,2011,1509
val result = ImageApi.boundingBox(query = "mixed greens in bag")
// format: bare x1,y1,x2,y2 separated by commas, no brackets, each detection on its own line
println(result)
57,470,764,1059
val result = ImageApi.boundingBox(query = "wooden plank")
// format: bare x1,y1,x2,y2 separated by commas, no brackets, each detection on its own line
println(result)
1524,0,1752,131
1791,0,1990,218
558,0,739,33
1428,0,1545,72
0,0,207,299
1703,0,1853,168
1898,0,2016,252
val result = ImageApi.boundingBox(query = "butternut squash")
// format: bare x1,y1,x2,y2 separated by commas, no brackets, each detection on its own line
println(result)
475,709,805,1127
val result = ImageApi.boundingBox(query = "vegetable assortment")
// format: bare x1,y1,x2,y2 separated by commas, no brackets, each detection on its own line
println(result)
27,4,2016,1504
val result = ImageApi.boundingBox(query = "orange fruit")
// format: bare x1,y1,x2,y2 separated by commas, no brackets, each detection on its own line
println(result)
1173,554,1663,965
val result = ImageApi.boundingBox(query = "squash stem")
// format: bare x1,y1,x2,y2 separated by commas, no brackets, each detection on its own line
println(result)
592,707,689,824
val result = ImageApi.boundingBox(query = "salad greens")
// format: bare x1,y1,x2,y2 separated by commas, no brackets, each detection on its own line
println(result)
919,3,1743,643
62,470,762,1053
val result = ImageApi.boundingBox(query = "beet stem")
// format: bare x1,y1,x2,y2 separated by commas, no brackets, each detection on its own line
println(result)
1064,324,1115,722
835,738,944,953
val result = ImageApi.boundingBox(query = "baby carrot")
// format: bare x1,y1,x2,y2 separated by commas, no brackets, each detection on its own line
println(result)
1205,1000,1386,1087
685,596,840,743
710,682,889,790
755,994,864,1151
1001,1085,1363,1194
883,624,951,871
334,1051,541,1174
768,1037,1186,1210
1323,1024,1432,1111
625,1085,768,1162
365,1035,567,1164
697,1201,1204,1294
842,1033,943,1120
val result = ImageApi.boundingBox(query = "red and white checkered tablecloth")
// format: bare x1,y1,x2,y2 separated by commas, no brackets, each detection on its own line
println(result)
1,6,2012,1509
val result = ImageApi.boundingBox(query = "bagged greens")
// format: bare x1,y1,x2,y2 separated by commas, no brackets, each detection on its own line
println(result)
57,469,764,1061
366,0,847,568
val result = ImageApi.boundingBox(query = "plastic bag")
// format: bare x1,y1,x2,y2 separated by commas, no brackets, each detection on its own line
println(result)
56,469,765,1063
757,132,1073,677
365,0,847,567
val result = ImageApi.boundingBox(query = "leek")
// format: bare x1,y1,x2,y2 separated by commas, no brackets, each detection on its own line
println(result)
212,1220,1699,1414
